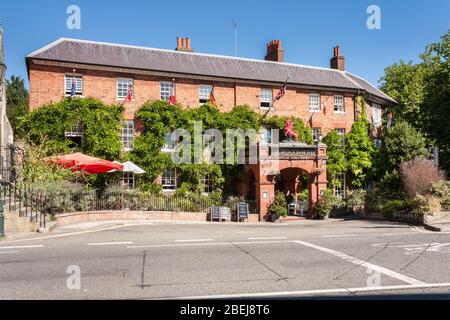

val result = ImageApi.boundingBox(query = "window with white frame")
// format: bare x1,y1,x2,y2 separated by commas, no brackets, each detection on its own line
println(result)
312,128,322,142
117,79,133,100
309,94,321,112
120,120,134,151
162,168,177,191
160,82,172,101
372,104,382,127
260,89,272,109
334,175,346,199
162,132,176,151
65,75,83,96
334,95,344,112
336,128,345,145
121,172,135,189
201,173,214,194
260,127,272,144
374,138,382,149
199,85,213,104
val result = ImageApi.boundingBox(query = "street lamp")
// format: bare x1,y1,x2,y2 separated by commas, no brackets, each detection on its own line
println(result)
0,61,6,238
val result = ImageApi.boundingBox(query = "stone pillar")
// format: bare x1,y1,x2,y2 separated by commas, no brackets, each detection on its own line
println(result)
256,179,275,221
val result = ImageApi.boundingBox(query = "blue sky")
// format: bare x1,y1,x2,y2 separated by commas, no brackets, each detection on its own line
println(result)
1,0,449,88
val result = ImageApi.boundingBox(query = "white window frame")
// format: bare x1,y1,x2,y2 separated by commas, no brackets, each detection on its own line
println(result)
260,89,273,109
120,120,135,151
199,85,213,104
162,168,177,191
372,104,382,127
336,128,345,145
201,173,214,194
334,95,345,113
334,175,346,199
309,93,321,112
160,82,172,101
312,128,322,142
117,79,134,100
121,172,135,190
162,132,176,152
65,74,83,96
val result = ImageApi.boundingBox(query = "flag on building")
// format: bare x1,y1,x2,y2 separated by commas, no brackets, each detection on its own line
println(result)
209,86,216,107
322,100,326,115
70,78,76,97
124,83,133,103
274,79,288,101
168,82,177,106
387,112,393,128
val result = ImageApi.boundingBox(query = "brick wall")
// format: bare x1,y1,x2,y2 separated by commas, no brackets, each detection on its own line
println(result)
28,63,374,136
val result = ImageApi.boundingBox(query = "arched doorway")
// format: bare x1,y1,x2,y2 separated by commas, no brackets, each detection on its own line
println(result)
276,168,311,210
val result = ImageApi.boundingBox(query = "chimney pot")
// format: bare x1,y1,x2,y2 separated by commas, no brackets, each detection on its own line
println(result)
186,37,191,48
175,36,194,52
330,45,345,71
265,39,284,62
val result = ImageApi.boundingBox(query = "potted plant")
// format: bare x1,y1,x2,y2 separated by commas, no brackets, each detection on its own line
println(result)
267,191,288,222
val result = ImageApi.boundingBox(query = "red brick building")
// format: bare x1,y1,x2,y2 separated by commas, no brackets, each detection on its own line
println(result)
26,37,396,219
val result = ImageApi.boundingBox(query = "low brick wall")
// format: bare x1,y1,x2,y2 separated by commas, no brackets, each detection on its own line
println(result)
56,210,261,226
56,210,208,226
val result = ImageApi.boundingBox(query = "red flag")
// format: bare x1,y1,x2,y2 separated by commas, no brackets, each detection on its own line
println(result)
209,86,216,108
274,79,288,101
387,112,393,128
322,100,327,115
124,83,133,103
168,83,177,106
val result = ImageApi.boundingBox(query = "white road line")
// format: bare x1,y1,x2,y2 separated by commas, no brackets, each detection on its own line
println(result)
320,234,356,238
173,282,450,300
87,241,133,246
127,240,292,249
0,245,44,250
0,251,21,254
174,239,213,243
292,240,425,285
247,237,287,240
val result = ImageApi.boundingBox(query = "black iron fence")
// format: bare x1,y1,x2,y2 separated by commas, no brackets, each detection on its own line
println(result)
1,177,258,228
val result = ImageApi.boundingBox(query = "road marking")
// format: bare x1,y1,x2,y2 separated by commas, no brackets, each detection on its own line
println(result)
0,245,44,250
292,240,425,285
0,251,21,254
320,234,356,238
174,239,213,243
127,240,292,249
172,282,450,300
87,241,134,246
247,237,287,240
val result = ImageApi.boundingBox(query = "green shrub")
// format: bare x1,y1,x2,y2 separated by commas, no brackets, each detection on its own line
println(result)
430,181,450,210
345,189,366,208
381,199,414,218
316,189,345,218
268,192,288,217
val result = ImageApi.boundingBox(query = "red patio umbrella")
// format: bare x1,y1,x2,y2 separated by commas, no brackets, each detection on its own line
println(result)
48,152,124,174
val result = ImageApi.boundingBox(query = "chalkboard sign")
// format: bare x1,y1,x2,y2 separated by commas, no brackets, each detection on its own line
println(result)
221,207,231,221
237,202,249,221
211,206,220,221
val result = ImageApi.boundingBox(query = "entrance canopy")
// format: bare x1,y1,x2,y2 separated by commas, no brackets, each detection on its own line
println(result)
48,152,124,174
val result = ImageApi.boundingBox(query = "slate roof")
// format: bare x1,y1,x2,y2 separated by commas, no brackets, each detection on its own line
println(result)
27,38,396,104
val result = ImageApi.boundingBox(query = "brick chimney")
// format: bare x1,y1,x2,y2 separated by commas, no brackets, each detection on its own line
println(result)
265,40,284,62
330,45,345,71
175,37,193,52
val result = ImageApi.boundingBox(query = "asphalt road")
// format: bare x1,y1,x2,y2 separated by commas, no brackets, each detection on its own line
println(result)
1,218,450,300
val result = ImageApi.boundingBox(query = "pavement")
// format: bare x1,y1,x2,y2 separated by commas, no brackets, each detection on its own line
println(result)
1,218,450,299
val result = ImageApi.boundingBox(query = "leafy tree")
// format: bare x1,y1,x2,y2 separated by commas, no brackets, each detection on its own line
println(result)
345,99,376,188
379,121,429,174
323,130,346,187
19,97,124,160
6,75,29,136
379,29,450,173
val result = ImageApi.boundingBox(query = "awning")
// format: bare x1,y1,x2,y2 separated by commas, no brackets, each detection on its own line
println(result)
47,153,124,174
110,161,146,174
